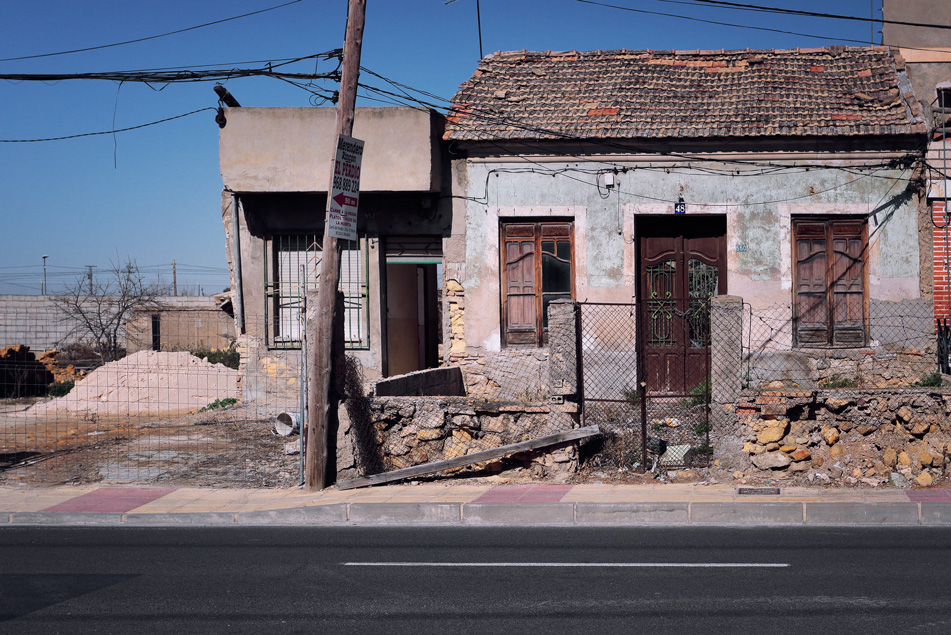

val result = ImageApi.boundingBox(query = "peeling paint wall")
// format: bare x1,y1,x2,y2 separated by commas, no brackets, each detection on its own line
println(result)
450,154,925,359
218,108,453,407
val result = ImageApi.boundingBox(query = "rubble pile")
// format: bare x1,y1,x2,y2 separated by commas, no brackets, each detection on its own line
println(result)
29,350,239,415
0,345,53,398
727,383,950,487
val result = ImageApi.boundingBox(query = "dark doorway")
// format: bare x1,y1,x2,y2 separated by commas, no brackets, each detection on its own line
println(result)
637,215,726,394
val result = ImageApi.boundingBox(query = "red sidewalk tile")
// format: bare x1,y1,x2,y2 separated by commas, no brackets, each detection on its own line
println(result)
905,490,951,503
473,485,572,503
42,487,177,513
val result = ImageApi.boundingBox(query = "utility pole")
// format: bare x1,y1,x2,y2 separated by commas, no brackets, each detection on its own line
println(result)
41,255,48,295
85,265,95,294
172,259,177,296
305,0,366,490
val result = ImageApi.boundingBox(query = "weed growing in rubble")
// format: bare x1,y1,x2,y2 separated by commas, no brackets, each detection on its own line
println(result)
199,397,238,412
621,385,641,405
913,372,943,388
680,380,710,409
47,381,75,398
189,348,240,369
819,375,858,389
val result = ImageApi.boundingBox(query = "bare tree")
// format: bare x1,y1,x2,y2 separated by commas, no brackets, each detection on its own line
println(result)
52,260,168,363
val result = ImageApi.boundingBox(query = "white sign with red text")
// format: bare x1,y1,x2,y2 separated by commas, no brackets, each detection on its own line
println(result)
327,134,364,241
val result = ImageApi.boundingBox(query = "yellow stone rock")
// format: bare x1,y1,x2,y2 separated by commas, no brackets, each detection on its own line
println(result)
445,279,464,293
756,421,789,445
780,445,797,453
452,429,473,442
822,427,840,446
883,448,897,468
830,444,843,457
417,429,444,441
898,451,912,467
915,472,934,487
920,453,934,468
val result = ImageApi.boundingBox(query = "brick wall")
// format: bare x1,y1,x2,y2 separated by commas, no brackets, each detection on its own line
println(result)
935,200,950,321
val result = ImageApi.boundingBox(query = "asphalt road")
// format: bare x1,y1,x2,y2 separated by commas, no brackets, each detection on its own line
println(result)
2,526,950,634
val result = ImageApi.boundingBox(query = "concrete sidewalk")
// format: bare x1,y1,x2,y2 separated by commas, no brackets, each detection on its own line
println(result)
3,482,951,526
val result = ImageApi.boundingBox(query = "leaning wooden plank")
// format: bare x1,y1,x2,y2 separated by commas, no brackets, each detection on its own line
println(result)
336,425,600,490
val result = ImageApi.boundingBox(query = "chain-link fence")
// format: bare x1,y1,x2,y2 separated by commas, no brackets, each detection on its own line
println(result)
1,302,303,487
577,301,712,473
743,299,937,390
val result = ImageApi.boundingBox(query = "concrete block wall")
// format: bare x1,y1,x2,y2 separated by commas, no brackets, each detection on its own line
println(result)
0,296,77,351
0,295,232,354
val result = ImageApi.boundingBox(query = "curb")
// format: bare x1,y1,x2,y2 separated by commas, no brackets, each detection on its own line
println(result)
5,501,951,527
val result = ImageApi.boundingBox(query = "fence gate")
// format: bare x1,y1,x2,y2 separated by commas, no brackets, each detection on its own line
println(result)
578,300,711,471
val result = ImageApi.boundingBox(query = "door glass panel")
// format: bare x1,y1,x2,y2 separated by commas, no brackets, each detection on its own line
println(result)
687,259,718,299
542,249,571,292
686,259,716,348
646,259,676,346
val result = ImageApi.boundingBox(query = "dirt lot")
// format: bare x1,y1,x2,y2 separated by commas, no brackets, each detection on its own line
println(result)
0,400,300,487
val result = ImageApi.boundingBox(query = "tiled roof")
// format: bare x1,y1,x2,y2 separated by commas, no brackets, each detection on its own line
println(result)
445,46,926,142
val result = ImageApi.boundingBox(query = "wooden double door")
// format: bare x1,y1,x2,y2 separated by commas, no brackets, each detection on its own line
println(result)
637,216,727,395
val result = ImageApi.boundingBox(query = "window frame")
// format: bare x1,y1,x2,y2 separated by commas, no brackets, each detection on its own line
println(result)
500,220,575,347
264,233,369,350
792,216,868,348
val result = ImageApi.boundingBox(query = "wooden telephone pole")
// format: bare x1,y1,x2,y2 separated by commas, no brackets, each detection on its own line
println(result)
305,0,366,490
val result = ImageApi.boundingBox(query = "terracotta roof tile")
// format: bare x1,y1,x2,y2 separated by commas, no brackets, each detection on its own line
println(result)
444,46,927,142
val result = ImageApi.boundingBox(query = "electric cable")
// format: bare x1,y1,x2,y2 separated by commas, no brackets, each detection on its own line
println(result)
0,108,215,143
0,0,305,63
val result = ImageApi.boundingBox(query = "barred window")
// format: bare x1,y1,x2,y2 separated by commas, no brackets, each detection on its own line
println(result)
264,234,369,349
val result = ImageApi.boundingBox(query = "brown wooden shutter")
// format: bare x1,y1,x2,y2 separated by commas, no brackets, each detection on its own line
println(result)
503,223,538,345
793,218,866,347
830,221,866,346
794,222,830,346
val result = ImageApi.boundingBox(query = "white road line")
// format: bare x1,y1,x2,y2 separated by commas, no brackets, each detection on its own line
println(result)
343,562,789,568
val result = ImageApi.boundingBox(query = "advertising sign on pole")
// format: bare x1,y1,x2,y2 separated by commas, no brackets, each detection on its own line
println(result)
327,135,364,241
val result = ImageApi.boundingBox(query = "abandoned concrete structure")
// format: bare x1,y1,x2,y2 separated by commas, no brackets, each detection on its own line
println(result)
445,46,932,392
219,46,946,485
219,107,452,404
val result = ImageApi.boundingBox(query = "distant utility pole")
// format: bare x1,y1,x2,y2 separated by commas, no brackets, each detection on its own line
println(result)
41,255,48,295
84,265,95,294
305,0,366,490
172,259,177,296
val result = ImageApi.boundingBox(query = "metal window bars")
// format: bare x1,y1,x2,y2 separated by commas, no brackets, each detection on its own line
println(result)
264,234,369,350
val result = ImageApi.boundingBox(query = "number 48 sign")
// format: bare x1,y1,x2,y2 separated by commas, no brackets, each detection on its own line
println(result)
327,135,364,241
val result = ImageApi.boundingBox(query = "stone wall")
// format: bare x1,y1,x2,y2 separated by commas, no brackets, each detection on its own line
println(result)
716,386,951,487
336,396,580,481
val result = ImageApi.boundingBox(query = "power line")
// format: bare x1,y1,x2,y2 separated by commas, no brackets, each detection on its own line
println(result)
0,55,340,84
0,0,305,63
656,0,951,29
643,0,951,31
0,108,215,143
572,0,940,47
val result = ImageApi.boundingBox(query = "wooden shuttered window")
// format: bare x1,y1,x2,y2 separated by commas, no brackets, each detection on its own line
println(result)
793,218,867,347
502,221,574,346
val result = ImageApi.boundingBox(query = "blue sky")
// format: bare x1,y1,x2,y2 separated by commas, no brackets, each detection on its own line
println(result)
0,0,884,294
